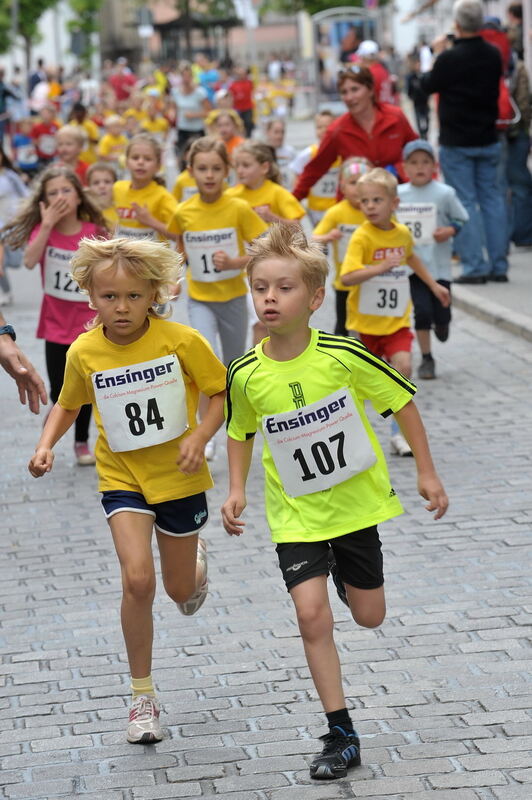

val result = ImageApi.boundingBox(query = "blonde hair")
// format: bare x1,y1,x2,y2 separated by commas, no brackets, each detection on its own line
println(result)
105,115,123,128
340,156,373,181
57,124,87,147
188,135,230,170
70,238,184,327
234,141,281,185
357,167,398,197
247,223,328,292
214,109,244,134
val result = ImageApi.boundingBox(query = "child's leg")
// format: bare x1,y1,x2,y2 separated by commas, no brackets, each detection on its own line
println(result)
45,340,69,403
388,349,412,380
213,295,248,365
345,585,386,628
416,329,432,356
156,531,203,605
108,511,156,679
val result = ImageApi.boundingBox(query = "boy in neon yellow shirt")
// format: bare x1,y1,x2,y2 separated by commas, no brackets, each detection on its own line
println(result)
341,168,450,456
222,223,448,782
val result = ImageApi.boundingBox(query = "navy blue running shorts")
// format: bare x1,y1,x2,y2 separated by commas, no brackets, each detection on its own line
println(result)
101,490,208,537
276,526,384,592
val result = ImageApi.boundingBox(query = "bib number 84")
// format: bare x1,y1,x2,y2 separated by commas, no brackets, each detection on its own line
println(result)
293,431,346,482
125,399,165,436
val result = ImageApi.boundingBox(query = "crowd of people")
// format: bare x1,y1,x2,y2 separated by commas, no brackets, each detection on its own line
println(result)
0,0,530,784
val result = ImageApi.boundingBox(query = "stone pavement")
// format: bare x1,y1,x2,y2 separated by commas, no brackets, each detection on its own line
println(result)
1,117,531,799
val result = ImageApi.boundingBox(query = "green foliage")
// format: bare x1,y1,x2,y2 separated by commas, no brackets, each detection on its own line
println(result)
68,0,103,68
0,5,11,54
261,0,387,15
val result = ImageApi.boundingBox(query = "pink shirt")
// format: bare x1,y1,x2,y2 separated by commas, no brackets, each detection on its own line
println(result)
32,222,103,345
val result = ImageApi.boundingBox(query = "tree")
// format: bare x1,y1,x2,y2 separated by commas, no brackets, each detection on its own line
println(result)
0,0,59,68
68,0,104,71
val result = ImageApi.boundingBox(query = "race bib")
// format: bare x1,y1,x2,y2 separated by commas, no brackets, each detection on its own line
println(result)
43,246,87,303
116,225,156,240
92,355,188,452
184,228,240,282
336,224,359,264
312,168,339,199
358,266,410,317
396,203,437,246
38,134,56,156
263,388,376,498
16,144,38,165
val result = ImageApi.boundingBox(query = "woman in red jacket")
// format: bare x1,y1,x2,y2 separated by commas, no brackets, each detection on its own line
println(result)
293,65,417,200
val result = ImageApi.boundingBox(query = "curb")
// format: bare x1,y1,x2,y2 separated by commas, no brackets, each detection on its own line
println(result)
452,286,532,342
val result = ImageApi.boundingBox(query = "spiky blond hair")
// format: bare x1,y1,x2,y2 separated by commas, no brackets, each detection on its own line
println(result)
246,223,328,292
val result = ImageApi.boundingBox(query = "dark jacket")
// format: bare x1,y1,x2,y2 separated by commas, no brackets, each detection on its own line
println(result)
421,36,502,147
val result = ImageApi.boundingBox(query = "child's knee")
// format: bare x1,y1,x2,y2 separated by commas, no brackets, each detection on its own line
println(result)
295,602,333,639
351,607,386,628
164,575,196,604
123,568,156,602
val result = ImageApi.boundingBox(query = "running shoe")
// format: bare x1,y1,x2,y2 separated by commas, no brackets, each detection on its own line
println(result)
418,355,436,380
390,433,413,457
178,538,208,616
74,441,96,466
127,695,163,744
327,551,349,608
309,725,361,779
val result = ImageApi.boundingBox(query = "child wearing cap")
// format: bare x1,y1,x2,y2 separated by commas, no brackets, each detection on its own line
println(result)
397,140,468,379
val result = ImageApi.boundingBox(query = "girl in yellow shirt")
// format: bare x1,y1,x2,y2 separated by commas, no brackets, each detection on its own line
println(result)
312,157,371,335
113,134,178,241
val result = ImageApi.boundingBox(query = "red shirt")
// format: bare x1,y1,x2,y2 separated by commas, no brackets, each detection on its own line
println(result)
108,72,136,101
369,62,394,105
56,159,89,185
293,104,417,200
31,122,60,160
230,79,254,112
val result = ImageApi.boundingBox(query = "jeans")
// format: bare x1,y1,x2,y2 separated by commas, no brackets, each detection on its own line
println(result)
439,142,508,276
507,132,532,245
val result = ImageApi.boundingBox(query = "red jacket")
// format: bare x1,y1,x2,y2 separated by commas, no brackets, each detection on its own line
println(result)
230,79,254,112
293,103,417,199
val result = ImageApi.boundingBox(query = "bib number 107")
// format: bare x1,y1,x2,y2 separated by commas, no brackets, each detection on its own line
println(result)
293,431,346,482
125,399,164,436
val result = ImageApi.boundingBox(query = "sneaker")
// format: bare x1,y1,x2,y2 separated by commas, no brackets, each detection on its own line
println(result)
204,438,216,461
327,551,349,608
434,325,449,342
178,538,208,616
74,441,96,466
390,433,413,457
127,695,163,744
309,725,361,780
418,355,436,380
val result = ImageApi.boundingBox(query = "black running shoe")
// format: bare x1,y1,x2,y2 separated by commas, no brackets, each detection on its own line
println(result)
309,725,361,779
327,551,349,607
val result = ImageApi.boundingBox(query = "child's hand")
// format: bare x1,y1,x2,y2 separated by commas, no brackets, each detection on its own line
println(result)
177,430,208,474
131,203,155,227
28,448,54,478
212,251,234,271
433,283,451,307
39,199,69,228
379,253,402,273
329,228,343,241
221,492,247,536
433,226,454,243
254,205,276,223
418,472,448,520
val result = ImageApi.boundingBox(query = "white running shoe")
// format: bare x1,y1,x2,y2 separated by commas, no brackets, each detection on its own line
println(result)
178,538,208,616
127,695,163,744
390,433,413,457
204,438,216,461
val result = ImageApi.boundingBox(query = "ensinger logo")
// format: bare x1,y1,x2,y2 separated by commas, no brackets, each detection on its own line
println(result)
185,231,233,246
47,247,72,261
264,394,348,434
94,361,175,389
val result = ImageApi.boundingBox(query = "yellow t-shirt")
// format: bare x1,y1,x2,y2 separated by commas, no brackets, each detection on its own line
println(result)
226,179,306,222
313,200,366,291
172,169,198,203
58,318,227,504
102,206,119,229
98,133,128,160
141,117,170,137
340,220,414,336
113,180,178,241
70,119,100,164
124,108,148,123
168,194,268,303
307,144,342,213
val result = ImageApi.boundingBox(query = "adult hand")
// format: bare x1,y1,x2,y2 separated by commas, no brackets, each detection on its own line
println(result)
0,335,48,414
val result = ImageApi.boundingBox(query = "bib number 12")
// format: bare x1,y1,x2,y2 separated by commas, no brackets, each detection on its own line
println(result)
292,431,346,482
125,398,165,436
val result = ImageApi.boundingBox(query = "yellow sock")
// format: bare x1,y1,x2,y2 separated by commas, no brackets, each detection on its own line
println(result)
131,675,155,699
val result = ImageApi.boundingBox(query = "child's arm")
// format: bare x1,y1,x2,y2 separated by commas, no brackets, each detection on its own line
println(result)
341,253,403,286
254,206,302,226
177,390,225,475
407,253,450,307
393,400,448,520
130,203,177,241
212,252,250,272
312,229,343,245
221,435,255,536
28,403,81,476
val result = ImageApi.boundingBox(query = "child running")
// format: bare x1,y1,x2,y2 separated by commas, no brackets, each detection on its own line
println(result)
290,110,341,226
56,125,89,185
341,167,450,456
87,162,119,229
396,140,468,379
312,157,371,335
28,237,227,744
171,138,199,204
222,223,448,781
264,118,297,189
113,134,178,241
4,166,108,464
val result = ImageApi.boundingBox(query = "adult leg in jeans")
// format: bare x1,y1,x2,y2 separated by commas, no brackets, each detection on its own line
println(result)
475,141,509,276
507,132,532,245
439,145,489,278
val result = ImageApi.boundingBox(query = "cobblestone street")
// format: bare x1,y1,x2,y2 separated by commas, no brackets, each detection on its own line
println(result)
1,251,531,800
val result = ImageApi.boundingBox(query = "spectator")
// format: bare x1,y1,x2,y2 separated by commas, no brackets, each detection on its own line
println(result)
421,0,509,283
352,41,395,105
28,58,46,96
506,58,532,245
406,58,430,138
0,313,48,414
507,3,523,58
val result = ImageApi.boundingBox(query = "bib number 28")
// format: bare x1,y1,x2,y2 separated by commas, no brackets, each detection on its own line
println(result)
125,398,164,436
293,432,346,482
